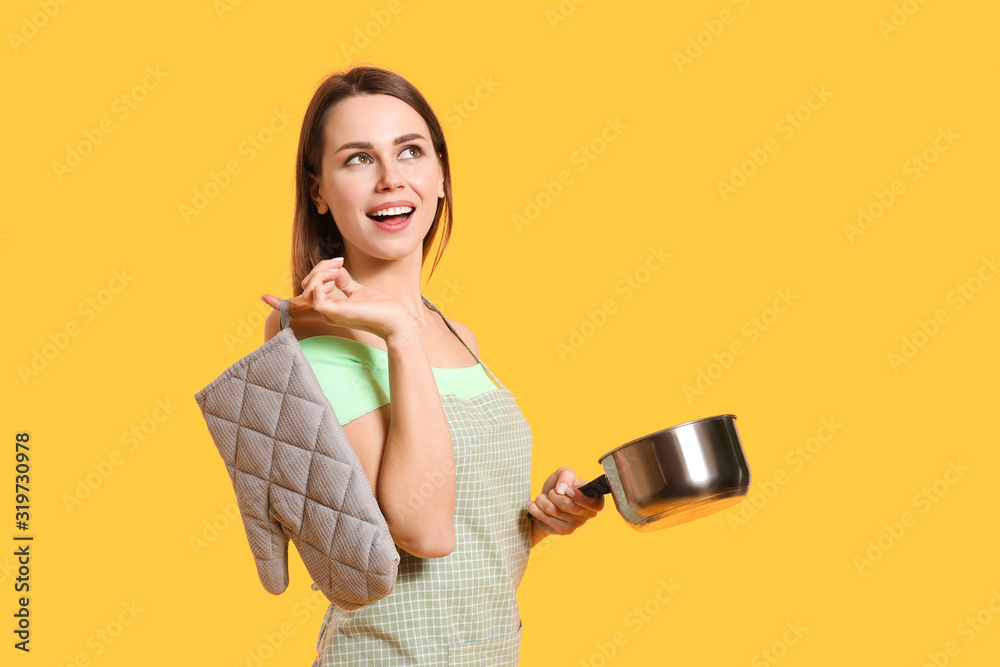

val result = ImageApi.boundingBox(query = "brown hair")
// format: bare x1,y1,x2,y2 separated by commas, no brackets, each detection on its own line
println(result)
290,65,453,296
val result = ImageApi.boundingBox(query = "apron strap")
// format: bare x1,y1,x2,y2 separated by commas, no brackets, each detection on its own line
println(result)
421,294,505,391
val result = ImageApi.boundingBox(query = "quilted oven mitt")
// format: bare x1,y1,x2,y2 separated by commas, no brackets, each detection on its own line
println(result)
193,299,399,610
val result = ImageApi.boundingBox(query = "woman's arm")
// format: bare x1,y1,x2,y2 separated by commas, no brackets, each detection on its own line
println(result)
327,328,456,559
373,324,456,558
262,261,457,559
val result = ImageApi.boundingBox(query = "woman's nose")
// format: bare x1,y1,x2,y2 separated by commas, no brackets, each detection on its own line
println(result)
376,161,404,190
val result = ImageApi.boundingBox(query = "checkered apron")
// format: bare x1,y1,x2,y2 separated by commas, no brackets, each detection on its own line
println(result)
312,297,533,665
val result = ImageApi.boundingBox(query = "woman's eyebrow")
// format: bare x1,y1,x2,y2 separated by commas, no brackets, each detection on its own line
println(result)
335,133,428,154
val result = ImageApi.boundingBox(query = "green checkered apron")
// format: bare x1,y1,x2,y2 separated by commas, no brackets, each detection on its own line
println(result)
312,296,533,665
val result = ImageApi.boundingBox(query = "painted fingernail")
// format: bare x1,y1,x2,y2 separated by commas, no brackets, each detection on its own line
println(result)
565,486,576,497
556,482,569,495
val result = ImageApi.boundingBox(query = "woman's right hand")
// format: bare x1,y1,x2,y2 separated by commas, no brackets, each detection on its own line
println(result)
260,257,414,341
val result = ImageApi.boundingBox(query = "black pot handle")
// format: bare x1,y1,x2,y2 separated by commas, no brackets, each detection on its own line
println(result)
579,474,611,498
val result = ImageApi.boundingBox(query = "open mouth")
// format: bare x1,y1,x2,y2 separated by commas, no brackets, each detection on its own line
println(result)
366,206,415,225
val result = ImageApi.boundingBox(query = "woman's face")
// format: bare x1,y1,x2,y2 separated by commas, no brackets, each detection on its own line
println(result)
309,93,445,263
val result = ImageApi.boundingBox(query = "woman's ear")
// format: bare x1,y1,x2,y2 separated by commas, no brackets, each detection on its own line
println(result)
308,173,329,215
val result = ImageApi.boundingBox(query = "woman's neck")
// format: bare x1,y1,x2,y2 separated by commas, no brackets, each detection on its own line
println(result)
343,245,435,322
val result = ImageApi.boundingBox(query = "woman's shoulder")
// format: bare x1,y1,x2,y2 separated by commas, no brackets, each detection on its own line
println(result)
264,308,373,347
264,309,384,369
443,316,480,357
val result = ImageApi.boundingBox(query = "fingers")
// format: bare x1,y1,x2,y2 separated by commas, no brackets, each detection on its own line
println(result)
546,487,598,519
531,465,607,538
301,259,348,304
299,258,345,292
302,260,365,305
529,486,597,535
569,480,606,513
337,266,363,298
528,499,573,535
541,466,604,511
541,465,578,495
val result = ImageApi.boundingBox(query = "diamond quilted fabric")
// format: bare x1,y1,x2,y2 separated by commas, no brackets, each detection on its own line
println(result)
193,301,399,610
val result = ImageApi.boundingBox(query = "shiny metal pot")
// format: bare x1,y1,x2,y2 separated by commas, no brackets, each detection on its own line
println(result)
579,414,751,532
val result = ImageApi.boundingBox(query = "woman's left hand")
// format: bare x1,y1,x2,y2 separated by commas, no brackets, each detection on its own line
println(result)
528,466,605,541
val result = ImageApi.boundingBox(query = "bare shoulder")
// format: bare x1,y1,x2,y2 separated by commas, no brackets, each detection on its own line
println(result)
446,317,480,357
264,305,367,345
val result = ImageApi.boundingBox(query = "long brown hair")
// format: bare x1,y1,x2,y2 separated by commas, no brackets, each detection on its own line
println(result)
290,65,453,296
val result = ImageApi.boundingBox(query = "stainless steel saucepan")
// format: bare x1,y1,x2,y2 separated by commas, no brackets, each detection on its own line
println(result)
579,414,751,532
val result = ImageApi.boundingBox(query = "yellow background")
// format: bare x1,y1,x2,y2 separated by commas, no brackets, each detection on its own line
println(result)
4,0,998,665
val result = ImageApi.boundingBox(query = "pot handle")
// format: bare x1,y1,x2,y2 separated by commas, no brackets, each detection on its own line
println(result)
579,474,611,498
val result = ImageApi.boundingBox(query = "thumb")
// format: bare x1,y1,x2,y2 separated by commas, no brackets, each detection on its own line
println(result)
551,466,579,497
330,265,363,298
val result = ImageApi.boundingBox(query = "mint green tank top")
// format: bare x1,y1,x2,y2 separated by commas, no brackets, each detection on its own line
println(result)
297,300,500,424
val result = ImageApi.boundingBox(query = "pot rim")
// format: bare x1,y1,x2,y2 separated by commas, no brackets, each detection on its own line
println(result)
596,413,739,463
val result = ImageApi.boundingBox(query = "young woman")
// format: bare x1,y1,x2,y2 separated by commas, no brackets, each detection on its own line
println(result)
260,65,604,665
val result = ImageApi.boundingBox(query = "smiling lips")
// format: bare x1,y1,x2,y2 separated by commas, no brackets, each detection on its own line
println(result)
366,201,415,230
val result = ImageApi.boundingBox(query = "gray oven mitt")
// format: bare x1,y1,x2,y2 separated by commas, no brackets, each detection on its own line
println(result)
193,299,399,610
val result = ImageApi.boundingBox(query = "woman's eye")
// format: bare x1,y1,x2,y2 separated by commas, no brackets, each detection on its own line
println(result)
345,153,372,166
400,145,423,159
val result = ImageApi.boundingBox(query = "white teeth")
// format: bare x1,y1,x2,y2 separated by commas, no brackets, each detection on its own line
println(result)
371,206,413,217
